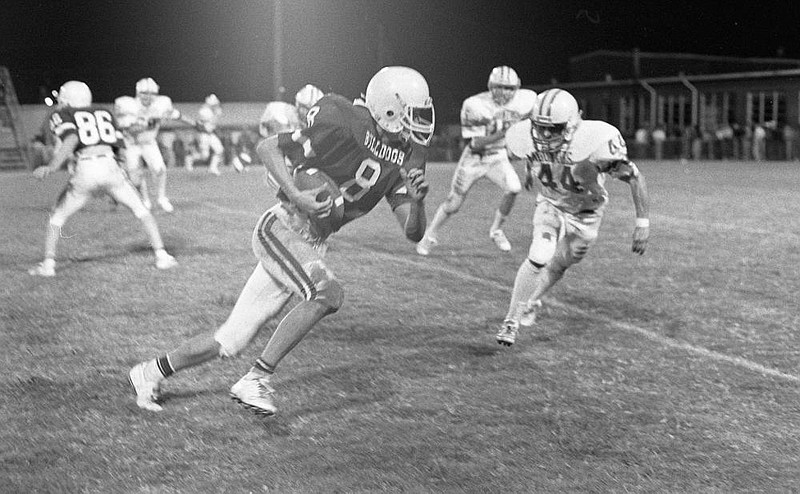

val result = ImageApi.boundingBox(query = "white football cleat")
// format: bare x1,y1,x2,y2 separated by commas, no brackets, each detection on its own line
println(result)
28,261,55,277
129,362,163,412
496,319,520,347
415,235,438,256
519,299,542,327
230,372,277,416
490,229,512,252
155,251,178,270
157,197,174,213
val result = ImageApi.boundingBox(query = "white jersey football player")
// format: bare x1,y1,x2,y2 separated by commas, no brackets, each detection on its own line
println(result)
496,88,650,346
416,66,536,255
115,78,180,212
186,94,227,175
28,81,177,277
259,84,325,186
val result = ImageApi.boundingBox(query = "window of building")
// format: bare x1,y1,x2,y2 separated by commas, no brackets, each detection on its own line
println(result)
747,91,786,126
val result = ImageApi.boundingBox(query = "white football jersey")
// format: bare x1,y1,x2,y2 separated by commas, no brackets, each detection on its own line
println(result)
461,88,537,152
506,119,640,214
115,95,175,145
260,101,302,137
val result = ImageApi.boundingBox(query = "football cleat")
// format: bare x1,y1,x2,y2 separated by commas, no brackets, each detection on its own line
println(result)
415,235,438,256
157,197,174,213
496,319,520,346
128,362,163,412
155,251,178,270
230,372,277,416
28,261,55,277
519,299,542,327
490,229,512,252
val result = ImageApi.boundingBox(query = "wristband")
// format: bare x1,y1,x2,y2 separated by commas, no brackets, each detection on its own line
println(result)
635,218,650,228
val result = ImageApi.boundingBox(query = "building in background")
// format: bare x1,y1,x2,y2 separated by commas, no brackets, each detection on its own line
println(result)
529,50,800,160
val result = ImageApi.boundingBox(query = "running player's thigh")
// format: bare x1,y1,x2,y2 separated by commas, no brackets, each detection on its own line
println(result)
141,142,166,173
251,207,329,301
485,156,521,192
450,153,485,195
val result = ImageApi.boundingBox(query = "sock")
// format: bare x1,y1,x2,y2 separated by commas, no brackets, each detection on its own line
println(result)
250,358,275,378
506,260,542,321
155,355,174,378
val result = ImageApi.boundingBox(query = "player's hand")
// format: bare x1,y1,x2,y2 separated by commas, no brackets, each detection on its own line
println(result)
632,226,649,255
403,168,429,201
33,166,52,180
292,186,333,218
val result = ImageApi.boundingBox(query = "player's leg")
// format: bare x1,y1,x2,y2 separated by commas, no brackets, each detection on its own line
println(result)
486,156,522,252
29,183,90,276
142,142,173,212
416,152,481,255
231,206,343,415
522,212,603,316
497,201,561,345
107,175,177,269
206,134,223,176
129,263,292,411
122,146,151,209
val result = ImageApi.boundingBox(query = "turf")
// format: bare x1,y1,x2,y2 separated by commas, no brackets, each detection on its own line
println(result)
2,159,799,492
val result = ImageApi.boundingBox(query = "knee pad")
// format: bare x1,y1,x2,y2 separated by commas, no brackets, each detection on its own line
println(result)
527,229,558,266
307,261,344,313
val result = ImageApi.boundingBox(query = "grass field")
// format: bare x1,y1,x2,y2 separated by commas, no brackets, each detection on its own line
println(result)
2,159,799,493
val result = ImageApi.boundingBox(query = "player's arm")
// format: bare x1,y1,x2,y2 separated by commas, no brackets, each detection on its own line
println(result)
33,134,78,179
255,134,332,216
609,159,650,255
392,167,428,242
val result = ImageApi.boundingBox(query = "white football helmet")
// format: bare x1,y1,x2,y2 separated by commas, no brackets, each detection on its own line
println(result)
365,66,435,146
58,81,92,108
205,93,220,106
487,66,521,106
531,88,581,152
136,77,159,106
294,84,324,116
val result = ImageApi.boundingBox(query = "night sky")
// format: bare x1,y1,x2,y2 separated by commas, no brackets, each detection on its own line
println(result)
2,0,799,122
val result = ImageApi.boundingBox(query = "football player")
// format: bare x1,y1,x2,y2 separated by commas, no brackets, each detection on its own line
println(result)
416,66,537,255
496,88,650,346
114,77,180,212
129,66,434,415
185,93,228,174
28,81,177,277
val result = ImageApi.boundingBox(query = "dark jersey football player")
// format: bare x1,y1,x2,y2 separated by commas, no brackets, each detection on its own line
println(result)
29,80,177,277
130,66,434,415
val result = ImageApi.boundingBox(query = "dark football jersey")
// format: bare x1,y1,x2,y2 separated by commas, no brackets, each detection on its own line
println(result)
50,105,123,153
277,94,426,228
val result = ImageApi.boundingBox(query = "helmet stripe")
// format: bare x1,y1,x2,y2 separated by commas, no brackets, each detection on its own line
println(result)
542,89,562,118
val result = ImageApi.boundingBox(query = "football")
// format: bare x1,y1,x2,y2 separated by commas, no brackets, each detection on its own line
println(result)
293,167,345,237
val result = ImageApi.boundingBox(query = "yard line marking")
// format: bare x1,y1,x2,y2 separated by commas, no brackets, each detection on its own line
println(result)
205,201,800,384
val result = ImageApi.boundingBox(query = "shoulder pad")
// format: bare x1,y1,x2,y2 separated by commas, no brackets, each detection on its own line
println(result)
505,120,534,159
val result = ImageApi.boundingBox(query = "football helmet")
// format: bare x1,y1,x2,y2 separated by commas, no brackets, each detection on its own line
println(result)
294,84,324,116
205,94,220,106
488,66,521,106
531,88,581,152
136,77,159,106
364,66,435,146
57,81,92,108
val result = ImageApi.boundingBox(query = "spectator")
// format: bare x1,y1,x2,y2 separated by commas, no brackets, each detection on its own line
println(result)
681,125,694,160
634,126,649,159
651,125,666,160
753,124,767,161
702,127,716,160
732,122,744,160
716,123,734,160
691,125,703,161
782,124,797,161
